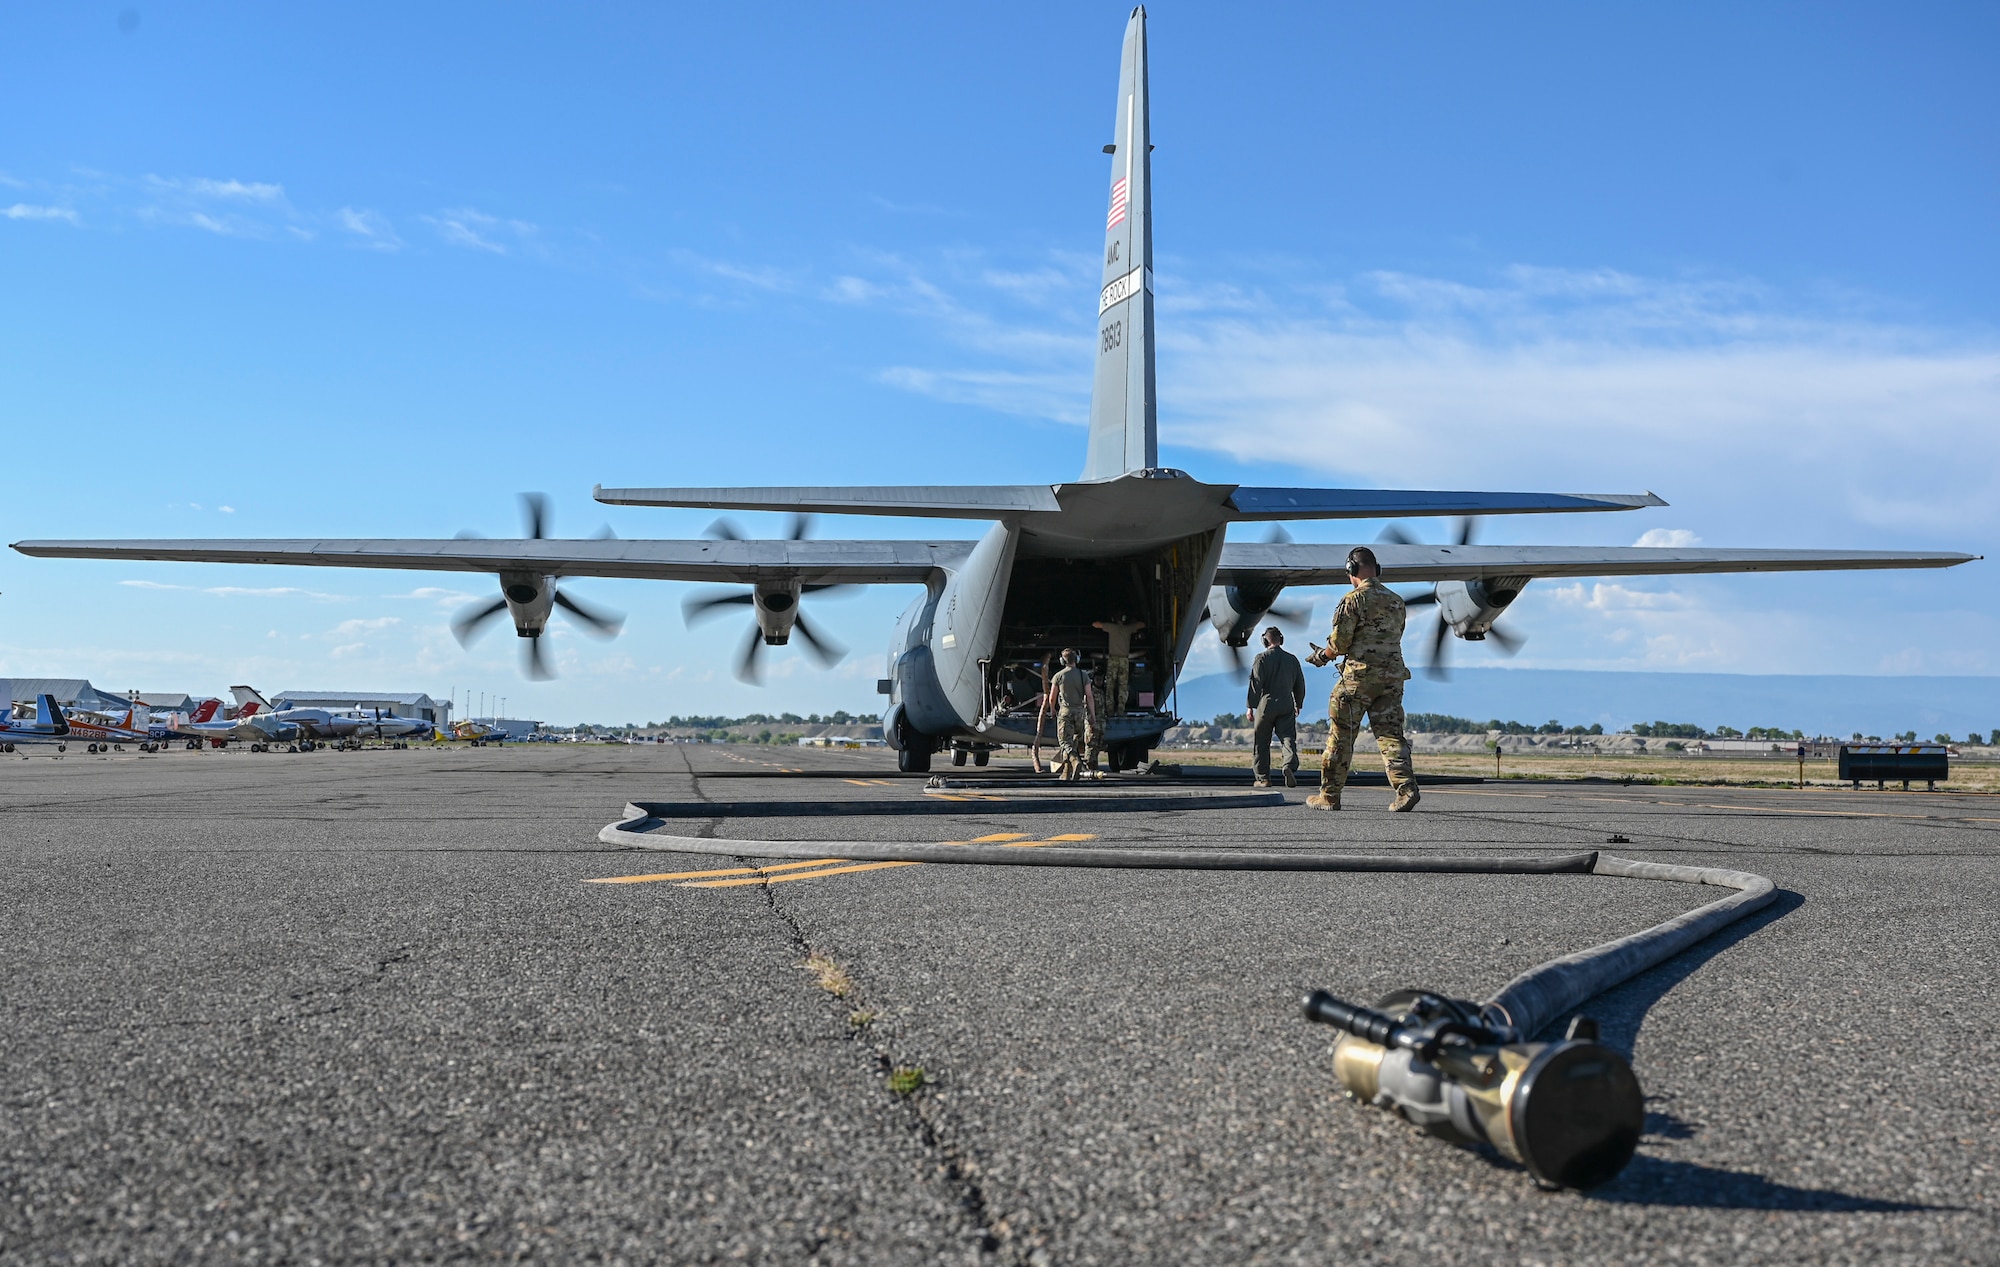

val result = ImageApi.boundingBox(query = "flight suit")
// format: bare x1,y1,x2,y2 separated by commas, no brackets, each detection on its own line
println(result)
1247,644,1307,784
1307,578,1417,807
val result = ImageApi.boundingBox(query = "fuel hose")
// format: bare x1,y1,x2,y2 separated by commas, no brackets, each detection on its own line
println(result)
598,802,1777,1036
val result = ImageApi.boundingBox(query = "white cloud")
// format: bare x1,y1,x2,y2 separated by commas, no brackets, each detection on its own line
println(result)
1633,528,1701,548
147,175,286,203
424,206,537,254
1548,581,1695,612
1156,270,2000,535
336,207,402,251
329,616,401,636
218,505,235,514
878,366,1088,425
118,580,350,600
4,203,79,224
845,258,2000,541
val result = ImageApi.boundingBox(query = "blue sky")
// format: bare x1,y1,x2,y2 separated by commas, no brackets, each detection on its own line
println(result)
3,3,1995,723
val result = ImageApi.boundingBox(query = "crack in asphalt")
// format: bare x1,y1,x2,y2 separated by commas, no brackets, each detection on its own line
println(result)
676,744,1011,1260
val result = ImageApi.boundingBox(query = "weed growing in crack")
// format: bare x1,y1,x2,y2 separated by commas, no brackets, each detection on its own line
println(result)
803,952,853,998
888,1065,927,1096
848,1008,877,1029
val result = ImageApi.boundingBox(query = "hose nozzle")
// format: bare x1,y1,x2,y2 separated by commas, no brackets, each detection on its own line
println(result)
1305,987,1644,1191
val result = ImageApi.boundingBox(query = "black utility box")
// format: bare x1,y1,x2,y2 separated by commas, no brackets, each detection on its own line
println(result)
1838,744,1949,789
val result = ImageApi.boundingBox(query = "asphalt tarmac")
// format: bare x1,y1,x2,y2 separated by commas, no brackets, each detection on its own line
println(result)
3,742,1995,1264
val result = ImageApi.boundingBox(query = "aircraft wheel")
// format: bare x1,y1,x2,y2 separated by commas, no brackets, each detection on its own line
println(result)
974,749,990,767
897,744,931,774
87,744,98,754
952,747,968,767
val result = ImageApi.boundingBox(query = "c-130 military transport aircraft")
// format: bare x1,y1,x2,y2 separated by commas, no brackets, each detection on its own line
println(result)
14,8,1978,772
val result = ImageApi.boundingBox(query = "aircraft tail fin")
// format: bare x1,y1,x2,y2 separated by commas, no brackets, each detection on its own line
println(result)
1083,6,1156,482
230,685,271,715
36,694,70,735
189,698,221,724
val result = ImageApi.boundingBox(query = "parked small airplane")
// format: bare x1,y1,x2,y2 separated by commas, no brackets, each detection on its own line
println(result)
338,705,434,742
59,703,156,748
0,691,73,750
11,9,1980,772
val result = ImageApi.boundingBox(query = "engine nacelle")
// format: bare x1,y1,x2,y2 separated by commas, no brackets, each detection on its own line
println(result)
1435,575,1530,640
499,570,554,637
1206,582,1287,648
753,581,802,645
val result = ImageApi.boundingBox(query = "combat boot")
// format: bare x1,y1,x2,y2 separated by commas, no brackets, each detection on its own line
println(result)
1304,792,1341,811
1284,770,1297,788
1252,777,1271,788
1390,784,1422,813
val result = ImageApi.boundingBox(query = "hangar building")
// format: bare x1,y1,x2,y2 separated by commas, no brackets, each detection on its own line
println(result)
272,690,453,727
2,678,138,713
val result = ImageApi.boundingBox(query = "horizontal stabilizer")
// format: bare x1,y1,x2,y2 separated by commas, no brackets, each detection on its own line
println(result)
594,484,1060,518
1215,543,1980,586
1228,488,1667,520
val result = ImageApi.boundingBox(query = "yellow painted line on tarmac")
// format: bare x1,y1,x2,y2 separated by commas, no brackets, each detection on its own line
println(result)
843,778,873,787
608,832,1107,892
682,860,922,888
586,858,849,885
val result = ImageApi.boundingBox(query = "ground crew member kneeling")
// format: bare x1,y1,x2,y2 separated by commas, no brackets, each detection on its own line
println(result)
1304,546,1419,812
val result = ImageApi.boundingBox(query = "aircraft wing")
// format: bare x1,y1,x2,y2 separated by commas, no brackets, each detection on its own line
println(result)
1214,543,1981,585
9,538,974,585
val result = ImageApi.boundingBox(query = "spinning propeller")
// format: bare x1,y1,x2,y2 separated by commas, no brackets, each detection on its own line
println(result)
451,493,625,680
682,514,850,685
1377,517,1524,680
1223,526,1315,676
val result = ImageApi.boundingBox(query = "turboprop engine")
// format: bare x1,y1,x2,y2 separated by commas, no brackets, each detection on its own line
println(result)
450,495,626,679
1206,581,1286,649
1430,576,1530,641
1401,575,1529,677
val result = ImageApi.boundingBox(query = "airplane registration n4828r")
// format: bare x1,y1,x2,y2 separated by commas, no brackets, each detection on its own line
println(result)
12,8,1977,772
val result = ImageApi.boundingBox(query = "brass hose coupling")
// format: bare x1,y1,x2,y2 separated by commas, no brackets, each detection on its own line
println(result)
1302,988,1644,1190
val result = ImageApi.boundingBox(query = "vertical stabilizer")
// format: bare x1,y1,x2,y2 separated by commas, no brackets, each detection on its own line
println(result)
230,685,271,715
36,694,69,734
1083,7,1157,481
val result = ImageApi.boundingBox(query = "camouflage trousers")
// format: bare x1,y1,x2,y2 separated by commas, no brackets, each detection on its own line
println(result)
1056,705,1088,767
1321,668,1416,796
1105,656,1131,716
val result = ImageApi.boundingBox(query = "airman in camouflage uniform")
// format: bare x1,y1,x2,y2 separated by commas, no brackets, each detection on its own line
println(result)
1304,546,1419,812
1047,649,1095,781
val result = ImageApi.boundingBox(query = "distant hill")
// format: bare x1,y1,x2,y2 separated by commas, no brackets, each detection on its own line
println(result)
1168,667,2000,740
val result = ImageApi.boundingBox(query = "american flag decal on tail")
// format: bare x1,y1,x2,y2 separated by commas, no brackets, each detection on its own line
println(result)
1106,176,1129,230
